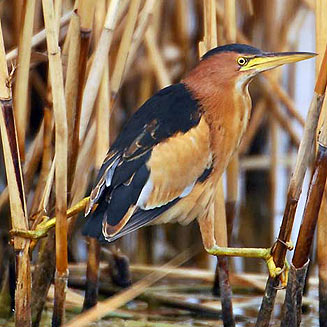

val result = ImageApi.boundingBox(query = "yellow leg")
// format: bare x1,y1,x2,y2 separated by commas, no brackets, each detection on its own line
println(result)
206,245,282,278
10,197,90,240
197,205,284,279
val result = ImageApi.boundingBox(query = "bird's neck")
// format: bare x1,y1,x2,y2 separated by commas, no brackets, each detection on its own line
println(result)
183,68,252,175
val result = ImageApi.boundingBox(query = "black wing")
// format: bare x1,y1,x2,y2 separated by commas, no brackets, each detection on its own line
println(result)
82,83,204,241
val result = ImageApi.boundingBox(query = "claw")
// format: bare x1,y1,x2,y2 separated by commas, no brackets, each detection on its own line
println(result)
10,228,49,240
278,259,290,288
264,253,290,288
275,238,294,251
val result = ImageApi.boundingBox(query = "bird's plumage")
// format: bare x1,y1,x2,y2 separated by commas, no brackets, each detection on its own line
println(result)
83,83,214,242
83,43,315,245
202,44,262,60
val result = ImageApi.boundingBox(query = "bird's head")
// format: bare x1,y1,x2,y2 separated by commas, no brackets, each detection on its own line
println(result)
199,44,316,88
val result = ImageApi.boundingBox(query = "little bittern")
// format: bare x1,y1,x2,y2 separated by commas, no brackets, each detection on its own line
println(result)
83,44,315,277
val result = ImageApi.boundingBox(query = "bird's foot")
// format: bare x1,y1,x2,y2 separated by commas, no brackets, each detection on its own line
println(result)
264,250,290,288
10,197,90,241
273,238,294,251
10,216,54,240
10,228,49,239
206,245,289,287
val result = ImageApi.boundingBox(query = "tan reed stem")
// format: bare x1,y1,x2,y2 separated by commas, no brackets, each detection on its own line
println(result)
0,18,31,327
69,0,96,192
79,0,121,141
42,0,68,324
144,27,171,88
256,42,327,327
0,119,44,212
6,11,72,63
111,0,142,98
239,99,266,155
64,10,80,172
292,120,327,269
124,0,157,82
315,3,327,326
13,0,36,160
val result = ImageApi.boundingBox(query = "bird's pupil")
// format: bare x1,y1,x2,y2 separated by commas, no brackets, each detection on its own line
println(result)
238,57,246,65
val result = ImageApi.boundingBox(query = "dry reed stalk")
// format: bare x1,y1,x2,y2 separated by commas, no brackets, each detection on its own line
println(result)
256,44,327,327
111,0,142,98
64,10,80,168
79,0,121,141
13,0,36,160
223,0,236,43
69,0,96,192
0,120,44,212
30,108,53,216
224,0,238,245
225,156,238,241
63,247,198,327
36,157,55,220
239,99,266,155
240,154,297,171
82,238,100,310
315,3,327,326
30,71,52,107
71,123,96,205
175,0,189,69
6,10,72,62
124,0,157,81
145,27,171,88
42,0,68,325
31,233,55,327
76,114,99,308
94,0,110,169
281,80,327,326
216,4,306,130
0,19,31,327
266,93,301,147
244,0,254,16
269,113,277,245
265,0,279,248
214,180,234,327
95,63,110,168
202,1,234,326
263,76,305,127
318,193,327,327
67,122,96,238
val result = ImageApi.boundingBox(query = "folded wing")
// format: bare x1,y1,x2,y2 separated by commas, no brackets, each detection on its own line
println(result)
82,83,213,242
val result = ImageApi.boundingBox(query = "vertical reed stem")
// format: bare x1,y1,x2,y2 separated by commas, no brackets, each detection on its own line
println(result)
0,18,31,327
202,1,234,326
282,123,327,326
315,2,327,325
42,0,68,324
69,1,96,191
13,0,36,160
256,42,327,327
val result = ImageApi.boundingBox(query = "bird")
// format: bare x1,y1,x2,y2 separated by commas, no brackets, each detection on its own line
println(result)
82,44,315,277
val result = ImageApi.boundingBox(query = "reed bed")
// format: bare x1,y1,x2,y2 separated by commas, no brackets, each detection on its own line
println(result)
0,1,325,327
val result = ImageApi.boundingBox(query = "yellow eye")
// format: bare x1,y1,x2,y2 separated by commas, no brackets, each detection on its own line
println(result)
237,57,248,66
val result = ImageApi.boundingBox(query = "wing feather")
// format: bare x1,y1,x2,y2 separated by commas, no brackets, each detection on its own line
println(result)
83,83,213,242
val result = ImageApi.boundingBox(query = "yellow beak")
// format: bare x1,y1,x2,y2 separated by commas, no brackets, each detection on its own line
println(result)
240,52,316,72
